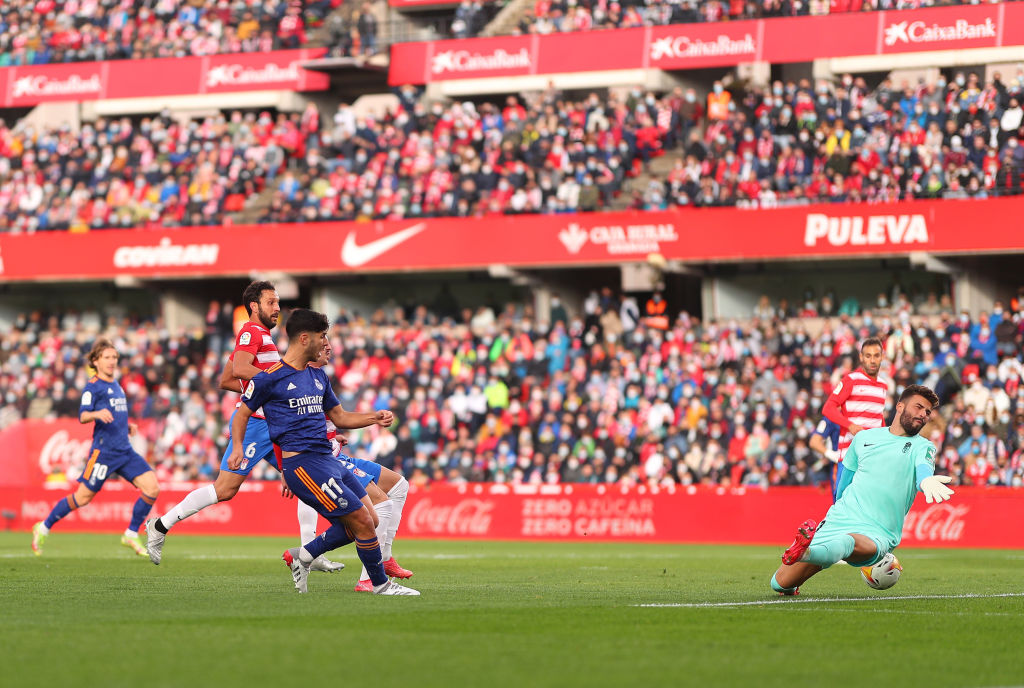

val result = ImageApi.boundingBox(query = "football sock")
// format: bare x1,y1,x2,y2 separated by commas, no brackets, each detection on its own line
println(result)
770,573,798,594
383,478,408,560
355,536,388,586
157,484,218,532
297,500,319,545
360,499,393,580
43,496,75,529
128,493,157,532
300,524,353,563
803,534,855,569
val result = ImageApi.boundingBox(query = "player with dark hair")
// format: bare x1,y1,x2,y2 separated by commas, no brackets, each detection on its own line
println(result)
822,336,889,497
146,282,342,573
770,385,954,595
233,308,418,595
32,339,160,556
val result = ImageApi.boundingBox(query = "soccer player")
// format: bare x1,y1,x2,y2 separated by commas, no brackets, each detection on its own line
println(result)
808,417,842,501
145,281,342,573
770,385,955,596
332,451,415,591
32,339,160,556
231,308,418,595
822,337,888,496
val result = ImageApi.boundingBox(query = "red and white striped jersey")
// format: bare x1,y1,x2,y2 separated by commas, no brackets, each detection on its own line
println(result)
230,321,280,418
824,369,889,459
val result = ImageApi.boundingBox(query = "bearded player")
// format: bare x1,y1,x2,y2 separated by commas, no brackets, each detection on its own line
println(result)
770,385,954,595
146,281,342,573
822,337,889,498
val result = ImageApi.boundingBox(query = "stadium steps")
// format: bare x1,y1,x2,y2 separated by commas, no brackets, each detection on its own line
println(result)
480,0,533,37
607,152,678,210
232,184,279,225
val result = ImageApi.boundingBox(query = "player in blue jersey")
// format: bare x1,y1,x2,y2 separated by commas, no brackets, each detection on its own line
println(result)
31,339,160,557
770,385,955,596
809,417,843,501
229,308,419,595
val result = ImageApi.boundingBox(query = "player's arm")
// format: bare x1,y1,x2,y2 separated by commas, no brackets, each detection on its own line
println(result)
219,358,248,393
228,376,269,469
833,435,861,500
231,350,264,382
79,384,113,424
915,443,954,503
809,422,840,464
823,377,861,434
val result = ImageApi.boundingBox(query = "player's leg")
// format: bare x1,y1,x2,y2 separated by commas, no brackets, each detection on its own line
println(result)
771,561,821,594
356,481,394,590
378,467,413,578
297,499,345,573
32,483,96,555
122,462,159,556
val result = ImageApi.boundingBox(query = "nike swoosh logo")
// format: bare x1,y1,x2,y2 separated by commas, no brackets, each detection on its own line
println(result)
340,223,427,267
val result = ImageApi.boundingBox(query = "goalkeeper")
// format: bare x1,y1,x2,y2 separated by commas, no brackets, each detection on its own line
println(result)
770,384,954,595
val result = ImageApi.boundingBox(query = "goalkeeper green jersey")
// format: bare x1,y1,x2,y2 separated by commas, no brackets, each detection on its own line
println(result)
826,426,936,548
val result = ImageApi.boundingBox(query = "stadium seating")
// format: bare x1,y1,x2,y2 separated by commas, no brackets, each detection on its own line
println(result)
2,295,1022,487
2,71,1021,232
0,0,340,65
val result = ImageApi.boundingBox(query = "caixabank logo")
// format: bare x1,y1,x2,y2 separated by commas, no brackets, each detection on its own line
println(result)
883,17,996,47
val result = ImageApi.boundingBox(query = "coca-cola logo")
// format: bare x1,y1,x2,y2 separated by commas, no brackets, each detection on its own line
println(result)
902,503,969,542
12,73,102,99
407,497,494,535
38,430,92,475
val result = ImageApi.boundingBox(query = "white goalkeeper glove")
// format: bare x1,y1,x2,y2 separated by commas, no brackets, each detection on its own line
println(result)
919,475,954,504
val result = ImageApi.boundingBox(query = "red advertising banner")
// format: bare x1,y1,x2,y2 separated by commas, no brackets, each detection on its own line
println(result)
389,3,1024,84
0,49,328,107
1,196,1024,282
0,418,95,488
0,483,1019,548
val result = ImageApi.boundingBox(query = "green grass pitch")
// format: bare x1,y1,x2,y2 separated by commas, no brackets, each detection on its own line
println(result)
2,533,1022,688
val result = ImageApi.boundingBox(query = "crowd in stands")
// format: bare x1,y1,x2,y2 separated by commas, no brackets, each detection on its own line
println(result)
2,68,1023,230
519,0,1012,36
0,0,338,66
3,287,1024,489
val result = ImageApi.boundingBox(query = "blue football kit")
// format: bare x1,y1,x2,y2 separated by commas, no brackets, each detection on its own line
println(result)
78,377,152,490
242,362,367,518
812,417,844,501
338,455,383,489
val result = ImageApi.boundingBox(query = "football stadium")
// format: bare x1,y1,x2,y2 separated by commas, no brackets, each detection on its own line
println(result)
1,1,1023,685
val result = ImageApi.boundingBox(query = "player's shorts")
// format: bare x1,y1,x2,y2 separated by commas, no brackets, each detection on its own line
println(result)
78,445,153,492
282,451,368,520
813,518,890,569
337,454,382,489
219,410,276,476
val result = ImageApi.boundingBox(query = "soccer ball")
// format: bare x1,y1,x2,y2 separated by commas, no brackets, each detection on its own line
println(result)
860,553,902,590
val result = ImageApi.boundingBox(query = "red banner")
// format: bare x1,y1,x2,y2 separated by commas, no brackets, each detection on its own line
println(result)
1,483,1020,548
1,196,1023,281
390,4,1024,84
0,419,94,488
0,49,328,107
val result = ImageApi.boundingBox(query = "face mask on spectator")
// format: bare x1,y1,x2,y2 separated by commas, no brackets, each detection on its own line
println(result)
713,84,723,94
956,75,966,86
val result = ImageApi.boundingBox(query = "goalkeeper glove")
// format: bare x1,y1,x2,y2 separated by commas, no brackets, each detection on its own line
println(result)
919,475,954,504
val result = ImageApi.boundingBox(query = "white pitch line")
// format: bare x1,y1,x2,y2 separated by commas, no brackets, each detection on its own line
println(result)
637,592,1024,608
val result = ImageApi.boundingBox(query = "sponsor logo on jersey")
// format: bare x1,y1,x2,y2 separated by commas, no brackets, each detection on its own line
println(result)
287,382,297,390
82,391,92,406
243,381,255,399
239,332,251,346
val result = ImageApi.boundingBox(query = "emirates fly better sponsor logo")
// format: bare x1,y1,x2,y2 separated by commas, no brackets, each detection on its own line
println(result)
12,74,102,99
205,61,301,88
883,17,996,46
650,33,756,61
558,222,679,255
430,48,530,75
803,214,928,247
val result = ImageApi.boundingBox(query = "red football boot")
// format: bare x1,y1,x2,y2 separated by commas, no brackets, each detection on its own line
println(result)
354,579,373,592
383,557,413,579
781,519,818,565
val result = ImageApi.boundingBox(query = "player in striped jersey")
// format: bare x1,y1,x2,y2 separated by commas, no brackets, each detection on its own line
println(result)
145,282,341,572
822,337,889,495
